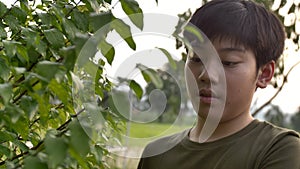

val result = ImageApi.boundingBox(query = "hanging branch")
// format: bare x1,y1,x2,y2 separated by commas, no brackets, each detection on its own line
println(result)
0,107,85,166
252,60,300,117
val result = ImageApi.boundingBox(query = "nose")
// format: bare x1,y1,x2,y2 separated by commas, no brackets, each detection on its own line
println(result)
197,64,219,85
198,67,209,83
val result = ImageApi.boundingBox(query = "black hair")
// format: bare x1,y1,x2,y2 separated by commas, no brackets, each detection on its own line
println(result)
186,0,285,69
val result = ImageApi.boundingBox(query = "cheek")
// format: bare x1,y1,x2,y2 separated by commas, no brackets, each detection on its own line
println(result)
224,70,256,104
184,65,198,94
184,65,200,112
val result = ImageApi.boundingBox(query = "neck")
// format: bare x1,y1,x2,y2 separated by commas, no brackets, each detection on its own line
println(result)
189,112,254,143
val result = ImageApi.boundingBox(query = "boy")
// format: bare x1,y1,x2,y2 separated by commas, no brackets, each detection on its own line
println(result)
137,0,300,169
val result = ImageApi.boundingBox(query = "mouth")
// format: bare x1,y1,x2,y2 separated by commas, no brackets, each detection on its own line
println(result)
198,89,217,104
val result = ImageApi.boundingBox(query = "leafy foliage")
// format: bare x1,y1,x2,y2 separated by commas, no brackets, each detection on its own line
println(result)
1,0,299,168
144,60,187,123
0,0,146,168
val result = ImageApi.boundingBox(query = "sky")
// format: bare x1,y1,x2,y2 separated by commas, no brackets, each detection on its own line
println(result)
3,0,300,114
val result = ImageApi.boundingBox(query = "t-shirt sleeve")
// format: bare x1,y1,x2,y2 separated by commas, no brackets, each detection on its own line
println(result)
137,157,146,169
259,133,300,169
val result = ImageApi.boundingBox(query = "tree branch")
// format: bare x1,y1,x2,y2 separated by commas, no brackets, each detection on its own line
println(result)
0,108,85,166
252,60,300,117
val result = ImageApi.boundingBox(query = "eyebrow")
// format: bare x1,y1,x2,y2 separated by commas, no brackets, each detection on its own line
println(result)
218,47,246,53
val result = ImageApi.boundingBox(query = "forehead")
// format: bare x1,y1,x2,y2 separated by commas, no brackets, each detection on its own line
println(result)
213,37,246,50
190,38,246,53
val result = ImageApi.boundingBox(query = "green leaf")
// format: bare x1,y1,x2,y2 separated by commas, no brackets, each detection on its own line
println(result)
62,18,79,41
0,1,8,16
120,0,144,30
129,80,143,99
4,104,24,124
69,146,89,169
4,15,20,33
49,3,64,24
13,140,29,151
93,145,105,164
184,24,204,43
45,135,67,168
11,6,27,23
84,103,105,131
0,57,10,81
35,39,47,57
20,0,30,14
19,96,38,121
83,60,99,77
0,23,7,39
22,27,47,56
22,27,37,46
37,12,51,25
35,61,62,82
157,47,177,69
24,156,47,169
16,44,29,64
0,144,11,157
60,46,77,71
89,12,113,32
71,72,84,92
98,40,115,65
69,120,90,157
38,13,61,29
75,34,97,67
43,28,65,49
81,0,95,12
3,40,21,58
48,79,69,105
0,83,12,104
108,90,130,121
137,64,163,89
0,130,15,142
111,18,136,50
31,93,50,125
72,10,89,31
13,116,29,139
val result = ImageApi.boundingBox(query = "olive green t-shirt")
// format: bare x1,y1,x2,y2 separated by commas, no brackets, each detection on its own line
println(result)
137,120,300,169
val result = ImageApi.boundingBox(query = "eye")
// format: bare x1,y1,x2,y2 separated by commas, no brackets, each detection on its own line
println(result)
188,51,203,63
222,61,238,67
189,57,202,63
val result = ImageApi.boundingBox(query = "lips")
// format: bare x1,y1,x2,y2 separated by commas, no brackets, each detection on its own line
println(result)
199,89,213,97
199,89,217,104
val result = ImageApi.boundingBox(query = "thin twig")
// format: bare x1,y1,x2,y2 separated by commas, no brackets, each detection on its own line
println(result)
252,60,300,117
65,0,82,17
0,0,18,19
0,107,85,166
12,80,39,104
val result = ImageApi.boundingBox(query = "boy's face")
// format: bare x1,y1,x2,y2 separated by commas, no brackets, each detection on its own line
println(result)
185,39,258,122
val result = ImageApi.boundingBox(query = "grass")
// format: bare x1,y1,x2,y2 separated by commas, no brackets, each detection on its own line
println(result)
119,122,192,148
110,122,193,169
128,122,191,138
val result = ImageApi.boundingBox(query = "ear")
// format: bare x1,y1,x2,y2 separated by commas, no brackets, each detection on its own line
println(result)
256,61,275,89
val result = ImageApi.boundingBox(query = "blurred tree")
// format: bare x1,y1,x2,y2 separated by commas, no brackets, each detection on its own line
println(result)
143,60,189,123
290,107,300,132
264,104,287,128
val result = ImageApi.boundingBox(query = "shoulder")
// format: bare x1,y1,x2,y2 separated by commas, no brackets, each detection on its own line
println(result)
257,120,299,139
255,120,299,153
259,120,300,154
255,120,300,169
141,129,190,158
